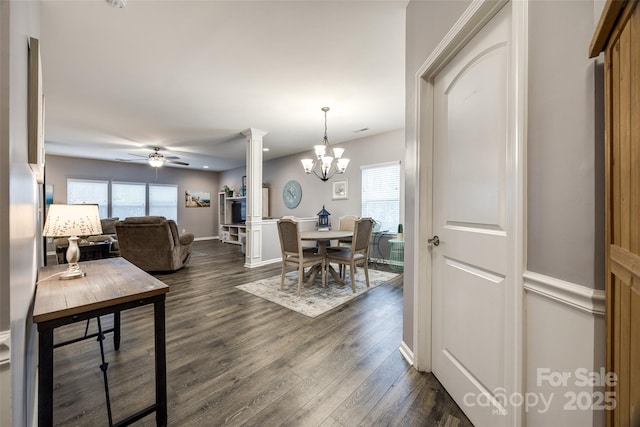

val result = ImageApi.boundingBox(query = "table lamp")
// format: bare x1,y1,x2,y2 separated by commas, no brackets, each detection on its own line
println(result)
42,204,103,280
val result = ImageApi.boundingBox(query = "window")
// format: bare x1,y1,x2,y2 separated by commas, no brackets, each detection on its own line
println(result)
112,182,146,219
361,161,401,232
149,184,178,221
66,179,179,221
67,179,109,218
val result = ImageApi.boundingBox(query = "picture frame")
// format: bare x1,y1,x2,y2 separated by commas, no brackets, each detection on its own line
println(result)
185,190,211,208
28,37,45,184
332,179,348,200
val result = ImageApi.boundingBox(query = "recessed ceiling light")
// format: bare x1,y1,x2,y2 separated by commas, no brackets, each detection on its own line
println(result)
353,128,369,133
263,148,270,152
203,165,209,169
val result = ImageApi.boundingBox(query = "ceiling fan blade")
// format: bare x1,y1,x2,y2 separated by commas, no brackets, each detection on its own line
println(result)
164,155,180,160
115,158,146,162
166,159,189,166
126,153,149,158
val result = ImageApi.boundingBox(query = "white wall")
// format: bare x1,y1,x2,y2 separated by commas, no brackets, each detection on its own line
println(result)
0,1,41,425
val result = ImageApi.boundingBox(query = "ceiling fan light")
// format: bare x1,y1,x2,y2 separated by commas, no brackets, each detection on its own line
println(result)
149,158,164,167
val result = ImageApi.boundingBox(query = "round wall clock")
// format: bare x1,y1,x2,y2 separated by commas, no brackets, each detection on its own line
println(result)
283,180,302,209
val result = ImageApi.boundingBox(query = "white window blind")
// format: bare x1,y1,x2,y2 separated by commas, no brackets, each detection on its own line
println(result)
67,179,109,218
112,182,146,219
149,184,178,221
361,162,401,232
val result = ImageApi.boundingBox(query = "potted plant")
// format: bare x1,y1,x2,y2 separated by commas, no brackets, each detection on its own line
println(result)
222,185,233,197
397,223,403,241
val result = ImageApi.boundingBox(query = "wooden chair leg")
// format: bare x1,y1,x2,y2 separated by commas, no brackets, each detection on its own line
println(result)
349,260,356,293
363,260,370,288
297,265,304,296
280,263,286,290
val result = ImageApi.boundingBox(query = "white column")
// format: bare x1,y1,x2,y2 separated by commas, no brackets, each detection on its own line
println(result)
241,128,267,268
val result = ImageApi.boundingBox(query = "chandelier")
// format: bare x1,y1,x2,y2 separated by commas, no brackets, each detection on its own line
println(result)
300,107,350,182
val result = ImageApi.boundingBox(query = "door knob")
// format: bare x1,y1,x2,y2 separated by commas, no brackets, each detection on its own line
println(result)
428,235,440,246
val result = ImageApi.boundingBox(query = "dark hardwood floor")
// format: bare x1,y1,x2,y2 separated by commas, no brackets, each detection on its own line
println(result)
49,240,472,426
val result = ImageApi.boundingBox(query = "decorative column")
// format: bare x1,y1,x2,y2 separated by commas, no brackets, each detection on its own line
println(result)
241,128,268,268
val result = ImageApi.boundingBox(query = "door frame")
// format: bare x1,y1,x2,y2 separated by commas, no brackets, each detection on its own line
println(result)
411,0,527,425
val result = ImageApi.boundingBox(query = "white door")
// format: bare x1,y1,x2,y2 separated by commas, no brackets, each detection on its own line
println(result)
431,3,514,426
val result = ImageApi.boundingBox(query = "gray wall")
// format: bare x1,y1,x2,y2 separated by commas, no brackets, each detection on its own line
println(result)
45,155,221,238
404,0,472,350
527,0,604,289
1,1,42,425
404,0,605,350
221,128,405,223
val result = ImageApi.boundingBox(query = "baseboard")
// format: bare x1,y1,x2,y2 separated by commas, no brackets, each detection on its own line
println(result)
244,257,282,269
0,329,10,427
399,340,415,366
0,329,9,367
194,236,217,242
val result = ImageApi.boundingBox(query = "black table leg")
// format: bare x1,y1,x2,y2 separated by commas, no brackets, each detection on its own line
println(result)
38,326,54,427
153,298,167,427
113,311,121,350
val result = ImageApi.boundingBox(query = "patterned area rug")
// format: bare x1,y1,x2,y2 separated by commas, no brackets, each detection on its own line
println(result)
236,268,399,318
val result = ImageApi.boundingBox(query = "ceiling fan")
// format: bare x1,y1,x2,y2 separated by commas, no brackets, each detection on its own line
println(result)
116,147,189,167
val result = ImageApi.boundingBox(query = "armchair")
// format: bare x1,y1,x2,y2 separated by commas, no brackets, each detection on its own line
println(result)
115,216,195,272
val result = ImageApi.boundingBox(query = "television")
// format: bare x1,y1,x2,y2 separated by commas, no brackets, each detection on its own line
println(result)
231,200,246,223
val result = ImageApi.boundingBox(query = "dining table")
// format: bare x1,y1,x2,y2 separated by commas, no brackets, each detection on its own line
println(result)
300,229,353,286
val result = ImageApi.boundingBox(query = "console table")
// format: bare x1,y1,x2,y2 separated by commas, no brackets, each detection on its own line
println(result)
33,257,169,426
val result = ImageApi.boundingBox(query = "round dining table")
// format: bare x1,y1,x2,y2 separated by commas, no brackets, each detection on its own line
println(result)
300,230,353,286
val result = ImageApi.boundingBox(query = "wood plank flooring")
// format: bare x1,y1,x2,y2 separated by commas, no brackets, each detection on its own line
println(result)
48,240,472,426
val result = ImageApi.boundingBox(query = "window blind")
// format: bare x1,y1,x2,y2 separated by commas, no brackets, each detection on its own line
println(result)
149,184,178,221
67,179,109,218
112,182,146,219
361,161,401,232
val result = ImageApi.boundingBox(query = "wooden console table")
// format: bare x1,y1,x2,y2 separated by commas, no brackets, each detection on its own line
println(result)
33,257,169,426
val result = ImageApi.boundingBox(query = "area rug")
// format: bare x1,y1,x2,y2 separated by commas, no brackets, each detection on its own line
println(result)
236,268,398,318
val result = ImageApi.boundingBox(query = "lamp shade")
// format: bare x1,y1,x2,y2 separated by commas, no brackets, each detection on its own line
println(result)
42,204,103,237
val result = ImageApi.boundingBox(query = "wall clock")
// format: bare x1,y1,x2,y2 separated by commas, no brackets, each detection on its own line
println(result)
283,180,302,209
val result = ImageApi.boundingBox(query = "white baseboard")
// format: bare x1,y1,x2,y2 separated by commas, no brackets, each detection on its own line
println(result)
0,330,10,427
399,341,415,366
0,330,9,368
194,236,217,241
524,271,605,427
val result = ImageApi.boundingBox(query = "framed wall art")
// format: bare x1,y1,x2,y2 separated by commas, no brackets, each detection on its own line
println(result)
332,180,348,200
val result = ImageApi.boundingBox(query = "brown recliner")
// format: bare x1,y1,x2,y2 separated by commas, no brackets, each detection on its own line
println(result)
115,216,195,272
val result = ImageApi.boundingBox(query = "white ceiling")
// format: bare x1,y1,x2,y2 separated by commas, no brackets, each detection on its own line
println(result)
40,0,407,171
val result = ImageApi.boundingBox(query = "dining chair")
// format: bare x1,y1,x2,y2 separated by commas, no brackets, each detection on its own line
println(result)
336,215,358,247
326,217,374,293
328,214,359,277
277,218,326,295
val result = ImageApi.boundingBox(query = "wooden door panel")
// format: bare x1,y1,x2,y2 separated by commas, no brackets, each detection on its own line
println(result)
597,1,640,425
